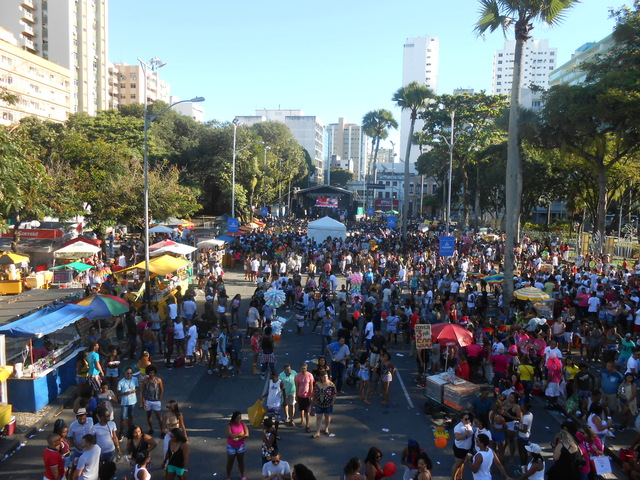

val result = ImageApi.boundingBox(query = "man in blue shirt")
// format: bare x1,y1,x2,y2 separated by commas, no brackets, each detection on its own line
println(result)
601,361,624,417
326,337,350,393
117,367,139,439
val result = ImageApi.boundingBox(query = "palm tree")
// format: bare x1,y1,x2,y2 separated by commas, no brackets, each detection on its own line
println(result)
392,82,436,236
474,0,579,306
362,109,398,185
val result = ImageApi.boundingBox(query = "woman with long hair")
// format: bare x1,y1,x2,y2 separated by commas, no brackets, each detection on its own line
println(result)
292,463,317,480
414,452,432,480
619,372,638,430
164,400,188,456
489,402,507,465
576,426,603,480
515,443,545,480
342,457,365,480
225,411,249,480
127,425,157,474
364,447,386,480
164,428,189,480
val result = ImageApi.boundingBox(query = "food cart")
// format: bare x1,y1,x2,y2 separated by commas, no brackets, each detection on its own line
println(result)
0,303,92,412
114,254,192,315
0,252,30,295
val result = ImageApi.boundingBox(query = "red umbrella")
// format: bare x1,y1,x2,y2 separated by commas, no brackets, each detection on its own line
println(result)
431,323,473,347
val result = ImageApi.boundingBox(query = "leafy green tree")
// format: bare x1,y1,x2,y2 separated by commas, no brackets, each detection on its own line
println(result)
362,109,398,183
392,81,436,235
329,169,354,189
475,0,579,304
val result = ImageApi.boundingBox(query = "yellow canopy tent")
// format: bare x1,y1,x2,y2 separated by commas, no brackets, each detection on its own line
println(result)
0,252,29,264
117,254,190,277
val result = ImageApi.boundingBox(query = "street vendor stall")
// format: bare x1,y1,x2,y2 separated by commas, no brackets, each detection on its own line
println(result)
49,261,93,285
114,254,192,314
0,303,92,412
0,252,30,295
53,238,101,260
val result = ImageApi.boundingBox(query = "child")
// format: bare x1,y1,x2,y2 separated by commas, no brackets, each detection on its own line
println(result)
295,299,306,336
345,358,360,388
261,417,278,465
358,353,371,405
97,383,118,422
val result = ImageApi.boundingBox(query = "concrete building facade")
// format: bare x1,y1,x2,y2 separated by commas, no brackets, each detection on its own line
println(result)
0,27,71,126
112,63,171,107
0,0,109,115
235,109,326,183
491,38,557,95
400,35,439,170
325,117,368,180
549,34,614,86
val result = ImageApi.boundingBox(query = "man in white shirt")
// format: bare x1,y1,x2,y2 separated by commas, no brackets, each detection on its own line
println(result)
185,320,199,366
71,434,101,480
626,350,640,375
68,409,94,460
261,450,291,480
182,297,197,321
543,340,563,364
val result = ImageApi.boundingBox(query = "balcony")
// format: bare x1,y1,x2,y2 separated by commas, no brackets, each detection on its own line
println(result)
22,10,35,23
21,0,34,8
22,24,35,37
22,37,36,52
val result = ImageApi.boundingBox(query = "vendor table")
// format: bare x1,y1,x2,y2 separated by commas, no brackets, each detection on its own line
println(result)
0,280,23,295
7,346,83,412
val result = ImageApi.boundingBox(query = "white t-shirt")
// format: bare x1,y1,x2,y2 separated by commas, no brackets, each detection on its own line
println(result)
544,346,563,360
626,356,639,375
588,296,600,313
93,421,117,453
454,422,473,449
261,459,291,478
77,445,102,480
186,325,198,345
518,412,533,439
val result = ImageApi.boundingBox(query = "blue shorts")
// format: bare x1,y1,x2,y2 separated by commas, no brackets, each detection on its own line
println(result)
226,443,246,455
121,404,135,420
492,429,506,444
315,406,333,415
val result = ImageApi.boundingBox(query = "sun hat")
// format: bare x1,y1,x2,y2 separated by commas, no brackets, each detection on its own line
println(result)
525,443,542,454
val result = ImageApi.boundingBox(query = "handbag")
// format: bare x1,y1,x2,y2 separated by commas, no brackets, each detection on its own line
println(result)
248,398,266,429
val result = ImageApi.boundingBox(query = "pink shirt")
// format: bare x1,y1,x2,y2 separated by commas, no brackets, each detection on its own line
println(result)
295,371,314,398
490,354,510,375
227,422,246,448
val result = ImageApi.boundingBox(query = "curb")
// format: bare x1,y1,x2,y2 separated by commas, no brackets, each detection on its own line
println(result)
0,386,76,463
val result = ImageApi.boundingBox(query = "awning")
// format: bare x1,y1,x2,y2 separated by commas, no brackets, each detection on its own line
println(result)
117,254,190,276
149,225,175,233
0,252,30,264
54,241,101,256
0,304,93,338
197,238,225,248
49,261,94,272
150,243,197,256
215,235,234,243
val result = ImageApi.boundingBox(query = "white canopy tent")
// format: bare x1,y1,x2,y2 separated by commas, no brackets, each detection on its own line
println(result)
54,241,101,258
150,243,197,257
307,216,347,243
197,238,225,248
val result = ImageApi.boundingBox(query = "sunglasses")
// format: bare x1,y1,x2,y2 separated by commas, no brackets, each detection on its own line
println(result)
376,455,382,459
272,460,280,464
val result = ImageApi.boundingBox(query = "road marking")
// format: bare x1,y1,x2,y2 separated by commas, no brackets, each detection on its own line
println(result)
396,369,414,409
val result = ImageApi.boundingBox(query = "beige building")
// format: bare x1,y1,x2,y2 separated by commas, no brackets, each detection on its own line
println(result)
0,27,71,126
0,0,109,115
112,63,171,108
325,117,368,181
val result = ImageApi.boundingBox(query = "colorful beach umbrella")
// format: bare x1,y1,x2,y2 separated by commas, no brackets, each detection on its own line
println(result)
514,287,549,301
72,294,129,319
264,289,286,308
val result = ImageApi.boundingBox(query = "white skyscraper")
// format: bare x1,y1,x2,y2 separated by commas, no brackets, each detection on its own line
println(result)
0,0,109,115
491,38,557,96
399,35,439,171
325,118,368,181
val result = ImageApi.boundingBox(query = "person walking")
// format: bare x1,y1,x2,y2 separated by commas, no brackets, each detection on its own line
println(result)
226,411,249,480
327,336,350,394
311,371,337,438
43,433,65,480
278,364,297,424
71,434,101,480
163,428,189,480
294,362,314,433
117,367,138,440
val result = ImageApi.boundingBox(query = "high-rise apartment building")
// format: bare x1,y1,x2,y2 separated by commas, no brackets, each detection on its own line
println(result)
112,63,171,107
549,34,614,86
400,35,439,170
0,27,71,126
491,39,557,95
235,109,326,183
0,0,109,115
325,118,367,180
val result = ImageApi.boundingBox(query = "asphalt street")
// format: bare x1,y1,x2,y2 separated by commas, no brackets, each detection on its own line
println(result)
0,270,625,479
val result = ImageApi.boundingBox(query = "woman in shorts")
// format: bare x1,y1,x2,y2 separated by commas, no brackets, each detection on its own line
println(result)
451,413,473,480
225,411,249,480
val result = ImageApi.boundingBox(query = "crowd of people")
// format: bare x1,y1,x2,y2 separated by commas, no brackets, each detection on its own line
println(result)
40,217,640,479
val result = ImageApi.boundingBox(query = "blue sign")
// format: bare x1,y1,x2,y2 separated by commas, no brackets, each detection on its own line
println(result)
227,217,239,233
261,207,269,217
387,215,397,229
439,236,455,257
367,207,374,217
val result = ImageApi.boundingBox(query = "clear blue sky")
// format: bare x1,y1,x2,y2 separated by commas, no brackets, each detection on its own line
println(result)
110,0,622,143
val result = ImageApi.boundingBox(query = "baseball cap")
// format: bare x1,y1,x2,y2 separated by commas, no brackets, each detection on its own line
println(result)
525,443,542,454
76,408,88,416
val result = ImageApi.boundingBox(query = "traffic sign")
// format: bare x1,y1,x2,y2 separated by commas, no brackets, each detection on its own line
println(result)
366,183,386,190
387,215,397,229
227,217,239,233
367,207,374,217
261,207,269,217
439,235,455,257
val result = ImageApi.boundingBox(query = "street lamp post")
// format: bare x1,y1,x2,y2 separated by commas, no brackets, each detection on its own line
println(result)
436,110,456,233
139,57,203,312
230,120,264,219
263,145,271,208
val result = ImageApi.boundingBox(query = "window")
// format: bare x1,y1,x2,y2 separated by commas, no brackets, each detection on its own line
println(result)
498,60,502,64
432,184,437,195
130,93,136,99
498,53,503,57
120,83,125,88
2,111,13,121
130,73,137,80
130,83,136,88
